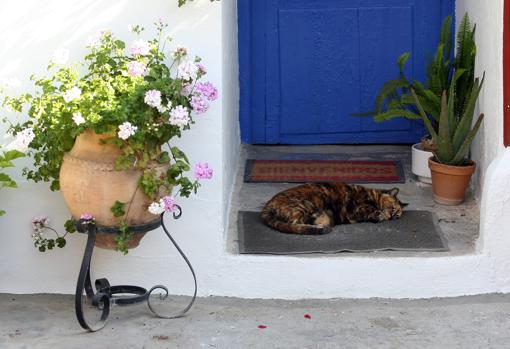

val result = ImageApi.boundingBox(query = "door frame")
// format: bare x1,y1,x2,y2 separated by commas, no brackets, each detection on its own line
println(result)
504,0,510,146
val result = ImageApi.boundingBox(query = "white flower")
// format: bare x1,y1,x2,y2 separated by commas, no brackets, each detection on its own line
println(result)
148,201,165,215
7,128,35,153
72,112,85,125
130,39,151,56
51,48,70,65
117,121,137,140
144,89,162,108
177,60,199,80
157,104,168,113
169,105,190,127
63,86,81,103
171,46,188,59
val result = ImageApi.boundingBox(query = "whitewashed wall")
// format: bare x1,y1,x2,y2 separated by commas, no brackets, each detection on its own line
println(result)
2,0,510,300
0,0,228,295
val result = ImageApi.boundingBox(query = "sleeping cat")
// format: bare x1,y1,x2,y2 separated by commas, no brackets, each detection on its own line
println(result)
261,182,407,235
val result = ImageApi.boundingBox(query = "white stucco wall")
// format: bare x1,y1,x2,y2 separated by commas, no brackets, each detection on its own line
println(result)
0,0,227,295
1,0,510,300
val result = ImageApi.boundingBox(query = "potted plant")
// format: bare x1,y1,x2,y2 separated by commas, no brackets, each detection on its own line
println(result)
367,14,476,184
2,20,217,253
412,70,484,205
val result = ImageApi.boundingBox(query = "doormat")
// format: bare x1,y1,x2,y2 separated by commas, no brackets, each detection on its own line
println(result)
244,159,405,183
238,210,448,254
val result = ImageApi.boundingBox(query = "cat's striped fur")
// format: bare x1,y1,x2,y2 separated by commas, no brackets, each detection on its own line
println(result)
261,182,406,235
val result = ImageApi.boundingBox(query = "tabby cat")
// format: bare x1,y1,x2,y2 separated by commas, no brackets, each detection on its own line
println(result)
261,182,407,235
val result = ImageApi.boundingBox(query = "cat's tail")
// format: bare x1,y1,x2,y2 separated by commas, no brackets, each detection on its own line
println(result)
260,209,331,235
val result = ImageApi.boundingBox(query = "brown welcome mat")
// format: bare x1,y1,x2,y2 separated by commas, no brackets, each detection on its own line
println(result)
244,159,405,183
238,210,448,254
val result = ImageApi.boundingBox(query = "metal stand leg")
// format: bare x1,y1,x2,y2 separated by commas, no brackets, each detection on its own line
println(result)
74,205,197,332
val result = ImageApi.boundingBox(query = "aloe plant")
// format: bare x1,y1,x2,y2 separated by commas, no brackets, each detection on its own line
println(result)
412,70,485,166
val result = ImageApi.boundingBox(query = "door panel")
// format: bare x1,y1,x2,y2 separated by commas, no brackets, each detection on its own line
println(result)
238,0,455,144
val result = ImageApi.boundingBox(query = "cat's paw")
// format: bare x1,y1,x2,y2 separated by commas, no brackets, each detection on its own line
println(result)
306,224,332,235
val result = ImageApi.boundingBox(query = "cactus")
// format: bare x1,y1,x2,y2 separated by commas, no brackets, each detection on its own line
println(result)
411,70,485,166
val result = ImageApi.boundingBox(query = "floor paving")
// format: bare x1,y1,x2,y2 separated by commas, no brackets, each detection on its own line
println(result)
1,293,510,348
228,145,480,256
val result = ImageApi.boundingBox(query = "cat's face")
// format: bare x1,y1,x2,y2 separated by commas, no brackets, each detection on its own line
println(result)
379,188,406,220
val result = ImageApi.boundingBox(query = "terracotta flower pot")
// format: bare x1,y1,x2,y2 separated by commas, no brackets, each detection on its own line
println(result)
428,158,476,205
59,130,168,249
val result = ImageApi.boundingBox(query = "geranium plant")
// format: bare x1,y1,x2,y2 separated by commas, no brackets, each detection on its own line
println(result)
2,20,218,253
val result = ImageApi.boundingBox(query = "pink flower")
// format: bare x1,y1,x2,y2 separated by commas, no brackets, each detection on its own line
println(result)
190,95,209,114
194,162,213,180
180,83,192,96
127,61,146,77
80,213,94,221
195,82,218,101
197,63,207,76
32,215,49,231
161,196,176,212
130,39,151,56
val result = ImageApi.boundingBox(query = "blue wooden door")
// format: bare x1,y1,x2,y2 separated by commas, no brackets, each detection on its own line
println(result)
238,0,454,144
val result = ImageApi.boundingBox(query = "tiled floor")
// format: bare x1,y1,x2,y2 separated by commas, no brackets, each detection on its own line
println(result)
227,145,480,256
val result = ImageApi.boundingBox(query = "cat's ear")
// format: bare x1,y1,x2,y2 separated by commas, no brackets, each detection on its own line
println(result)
388,188,399,197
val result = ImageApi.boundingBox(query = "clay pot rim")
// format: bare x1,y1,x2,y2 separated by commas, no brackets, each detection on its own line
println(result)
428,157,476,176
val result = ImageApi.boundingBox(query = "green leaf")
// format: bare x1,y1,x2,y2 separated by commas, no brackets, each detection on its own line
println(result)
435,91,455,163
110,201,126,217
64,219,77,234
411,89,438,142
450,113,484,165
3,150,25,161
397,52,410,73
373,109,421,122
56,237,66,248
452,73,485,152
0,210,5,216
158,151,170,164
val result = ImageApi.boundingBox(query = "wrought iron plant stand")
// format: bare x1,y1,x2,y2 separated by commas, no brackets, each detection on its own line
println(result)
74,205,197,332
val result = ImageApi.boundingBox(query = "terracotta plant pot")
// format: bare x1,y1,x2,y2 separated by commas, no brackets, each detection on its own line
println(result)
428,158,476,205
59,130,168,249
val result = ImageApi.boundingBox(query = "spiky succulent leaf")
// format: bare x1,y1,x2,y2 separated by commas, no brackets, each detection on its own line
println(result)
450,113,484,165
452,74,485,152
435,91,455,163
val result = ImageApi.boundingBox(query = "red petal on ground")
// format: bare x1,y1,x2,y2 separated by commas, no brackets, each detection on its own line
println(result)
257,325,268,329
304,314,312,319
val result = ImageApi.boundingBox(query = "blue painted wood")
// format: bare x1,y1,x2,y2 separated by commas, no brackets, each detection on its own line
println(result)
238,0,455,144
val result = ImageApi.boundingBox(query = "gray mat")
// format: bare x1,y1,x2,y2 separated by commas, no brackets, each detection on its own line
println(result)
238,210,448,254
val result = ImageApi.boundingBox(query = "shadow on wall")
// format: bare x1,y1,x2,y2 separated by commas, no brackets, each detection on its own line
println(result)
0,0,215,78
